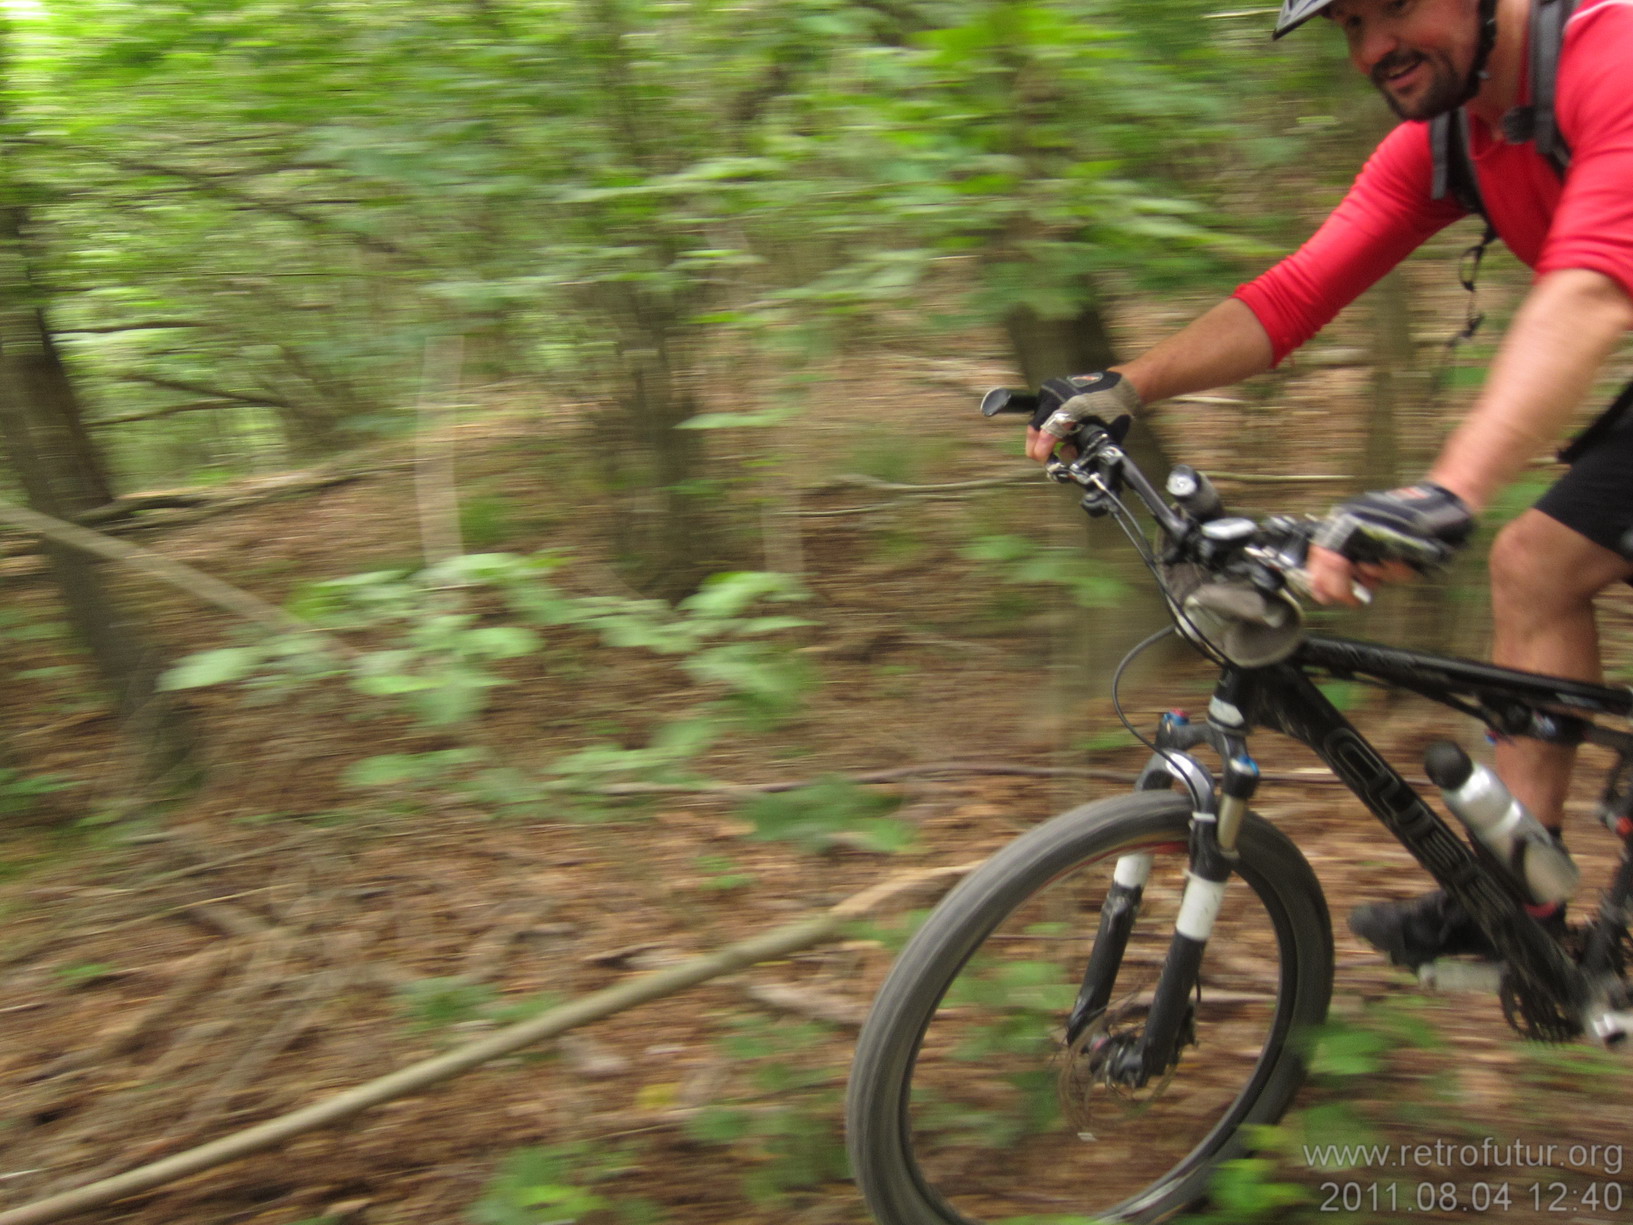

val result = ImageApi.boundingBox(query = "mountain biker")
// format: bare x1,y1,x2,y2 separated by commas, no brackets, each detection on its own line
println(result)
1025,0,1633,970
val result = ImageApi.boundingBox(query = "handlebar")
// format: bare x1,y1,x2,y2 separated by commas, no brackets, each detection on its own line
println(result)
982,385,1369,665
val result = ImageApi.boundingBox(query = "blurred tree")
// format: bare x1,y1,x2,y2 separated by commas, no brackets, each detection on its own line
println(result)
0,14,192,781
0,0,1357,594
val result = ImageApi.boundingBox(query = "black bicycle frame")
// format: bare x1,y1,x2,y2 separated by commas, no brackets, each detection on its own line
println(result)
1247,633,1633,1010
1099,630,1633,1080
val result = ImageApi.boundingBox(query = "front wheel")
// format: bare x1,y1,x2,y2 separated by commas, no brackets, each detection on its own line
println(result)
846,790,1333,1224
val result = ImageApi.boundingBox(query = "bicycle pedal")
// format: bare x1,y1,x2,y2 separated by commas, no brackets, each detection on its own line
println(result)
1416,959,1503,994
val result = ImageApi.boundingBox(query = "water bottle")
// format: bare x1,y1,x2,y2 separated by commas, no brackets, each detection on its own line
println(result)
1423,742,1579,906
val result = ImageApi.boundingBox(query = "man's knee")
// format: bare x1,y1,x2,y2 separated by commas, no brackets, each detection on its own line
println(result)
1490,512,1615,609
1490,516,1546,600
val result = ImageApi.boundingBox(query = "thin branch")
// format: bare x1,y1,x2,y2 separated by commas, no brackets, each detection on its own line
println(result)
12,138,413,259
91,402,238,429
0,500,345,652
58,322,207,335
64,473,358,530
0,863,972,1225
108,373,295,410
72,492,213,523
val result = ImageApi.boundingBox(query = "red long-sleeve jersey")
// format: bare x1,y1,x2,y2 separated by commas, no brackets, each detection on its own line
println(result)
1234,0,1633,365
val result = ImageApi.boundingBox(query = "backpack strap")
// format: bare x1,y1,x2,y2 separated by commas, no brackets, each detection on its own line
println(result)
1434,0,1578,218
1428,0,1578,356
1499,0,1577,174
1430,109,1498,345
1430,109,1493,221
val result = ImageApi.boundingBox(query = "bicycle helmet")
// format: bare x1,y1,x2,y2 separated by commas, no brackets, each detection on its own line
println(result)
1273,0,1338,38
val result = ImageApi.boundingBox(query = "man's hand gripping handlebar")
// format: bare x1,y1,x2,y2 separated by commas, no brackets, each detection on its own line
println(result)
983,385,1374,611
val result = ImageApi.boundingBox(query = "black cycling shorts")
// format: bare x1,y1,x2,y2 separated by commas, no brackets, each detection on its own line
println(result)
1533,390,1633,559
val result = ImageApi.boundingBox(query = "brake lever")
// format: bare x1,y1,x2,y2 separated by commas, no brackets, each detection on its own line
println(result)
980,387,1040,417
1283,566,1373,607
1251,517,1373,606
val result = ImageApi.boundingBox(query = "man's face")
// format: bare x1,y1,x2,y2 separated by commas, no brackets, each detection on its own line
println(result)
1327,0,1481,120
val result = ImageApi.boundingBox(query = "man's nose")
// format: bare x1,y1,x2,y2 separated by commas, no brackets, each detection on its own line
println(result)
1354,25,1401,72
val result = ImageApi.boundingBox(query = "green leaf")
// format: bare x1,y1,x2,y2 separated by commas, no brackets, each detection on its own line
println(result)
1309,1022,1388,1077
460,626,539,659
342,754,435,788
678,406,795,430
352,672,438,696
679,571,807,619
686,1105,754,1145
159,647,262,690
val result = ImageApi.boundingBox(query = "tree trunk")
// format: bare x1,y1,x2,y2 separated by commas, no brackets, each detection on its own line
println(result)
0,204,194,784
595,311,723,601
628,347,715,599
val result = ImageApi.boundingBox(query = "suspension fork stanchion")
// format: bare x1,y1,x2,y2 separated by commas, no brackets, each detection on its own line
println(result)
1114,669,1263,1087
1068,714,1216,1048
1127,754,1261,1086
1216,749,1260,856
1065,851,1154,1045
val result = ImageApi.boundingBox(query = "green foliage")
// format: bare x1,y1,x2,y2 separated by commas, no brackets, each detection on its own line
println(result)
159,646,264,690
0,0,1324,496
693,853,757,892
682,1014,849,1206
1200,1150,1311,1221
1304,999,1444,1084
341,749,482,790
468,1142,636,1225
963,534,1125,609
1313,679,1363,712
1205,1000,1466,1219
160,553,813,808
0,610,69,647
0,609,98,713
54,961,116,988
737,777,913,854
0,768,76,817
396,976,499,1031
1307,1015,1390,1078
459,493,522,551
1483,472,1555,531
1293,1100,1385,1162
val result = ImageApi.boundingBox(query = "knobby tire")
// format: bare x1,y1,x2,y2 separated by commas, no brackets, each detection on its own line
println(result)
846,790,1334,1224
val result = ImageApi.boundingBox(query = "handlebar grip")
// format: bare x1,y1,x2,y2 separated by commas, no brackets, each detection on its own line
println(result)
980,387,1039,418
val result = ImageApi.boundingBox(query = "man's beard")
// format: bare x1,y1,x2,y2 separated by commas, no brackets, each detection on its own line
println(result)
1372,49,1468,120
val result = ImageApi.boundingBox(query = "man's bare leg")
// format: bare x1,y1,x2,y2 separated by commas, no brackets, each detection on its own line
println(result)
1348,512,1630,965
1488,510,1633,830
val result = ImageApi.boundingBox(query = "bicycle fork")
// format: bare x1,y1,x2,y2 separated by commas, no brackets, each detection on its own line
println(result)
1066,712,1262,1088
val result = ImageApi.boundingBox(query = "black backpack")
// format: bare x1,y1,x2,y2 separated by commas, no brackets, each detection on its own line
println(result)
1432,0,1633,464
1430,0,1577,233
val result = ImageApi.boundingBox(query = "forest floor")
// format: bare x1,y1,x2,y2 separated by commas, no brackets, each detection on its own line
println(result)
3,327,1633,1225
